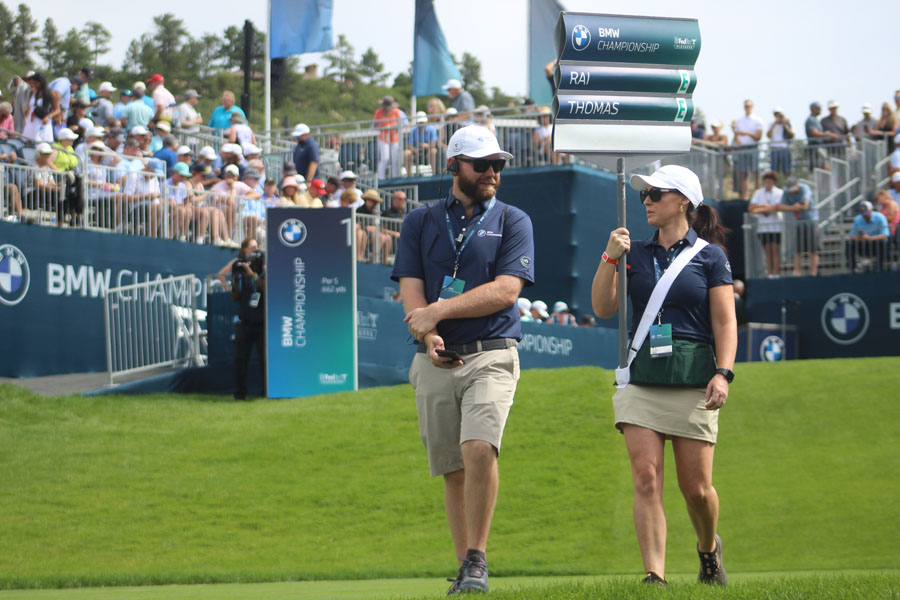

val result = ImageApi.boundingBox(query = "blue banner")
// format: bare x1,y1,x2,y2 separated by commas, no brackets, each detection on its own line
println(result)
413,0,463,97
270,0,334,59
529,0,565,106
265,208,357,398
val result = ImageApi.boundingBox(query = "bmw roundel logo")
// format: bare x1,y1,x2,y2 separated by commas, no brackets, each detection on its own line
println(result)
279,218,307,247
477,229,486,237
759,335,785,362
821,292,869,345
572,25,591,51
0,243,30,306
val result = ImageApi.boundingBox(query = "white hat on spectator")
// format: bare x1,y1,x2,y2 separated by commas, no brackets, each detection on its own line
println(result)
133,81,146,91
294,174,306,184
36,142,53,154
517,297,532,313
415,111,428,124
772,106,784,115
827,100,840,109
155,121,171,133
447,125,513,160
223,164,240,176
176,145,192,156
98,81,116,93
339,170,358,180
446,107,458,116
292,123,310,137
222,143,242,155
87,126,106,138
531,300,550,319
711,119,723,128
631,164,704,208
90,141,109,152
861,103,873,113
242,143,261,156
199,146,217,160
130,125,149,136
57,128,78,141
892,172,900,183
442,78,462,91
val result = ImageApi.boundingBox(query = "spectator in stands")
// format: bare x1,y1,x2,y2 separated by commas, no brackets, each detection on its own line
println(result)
821,100,850,158
340,188,369,259
732,99,764,200
805,102,831,170
893,91,900,126
846,200,890,272
153,134,179,177
122,85,154,130
1,143,23,220
93,82,118,128
530,299,549,323
517,298,535,323
291,123,320,182
767,107,794,176
474,105,495,134
238,169,270,237
260,177,280,205
148,120,170,155
852,104,879,142
874,188,899,241
69,99,91,134
339,170,363,206
186,162,219,243
133,82,153,109
23,72,53,142
373,96,403,179
208,91,245,130
51,127,79,172
30,143,62,219
9,74,31,133
323,176,341,208
105,127,124,158
212,163,258,244
128,125,151,157
0,101,13,134
888,173,900,206
382,190,407,219
175,90,202,133
47,75,78,135
113,90,131,124
308,178,327,203
579,314,596,327
404,111,439,176
358,188,391,262
120,147,163,238
533,106,556,165
426,97,448,148
733,279,748,325
193,146,218,180
889,134,900,177
73,67,92,106
703,120,729,147
176,145,192,167
84,141,118,226
166,161,193,240
442,78,474,120
874,103,898,154
549,301,578,326
781,176,819,277
690,116,706,143
145,74,175,121
227,113,256,147
747,170,785,278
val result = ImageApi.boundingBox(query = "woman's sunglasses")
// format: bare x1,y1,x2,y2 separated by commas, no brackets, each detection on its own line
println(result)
640,188,681,203
456,157,506,173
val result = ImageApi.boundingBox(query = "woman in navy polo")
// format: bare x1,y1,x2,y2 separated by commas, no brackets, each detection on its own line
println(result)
591,165,737,587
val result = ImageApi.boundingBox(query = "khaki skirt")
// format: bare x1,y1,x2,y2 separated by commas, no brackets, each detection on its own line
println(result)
612,384,718,443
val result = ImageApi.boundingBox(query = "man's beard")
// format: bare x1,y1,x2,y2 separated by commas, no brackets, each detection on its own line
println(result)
457,172,499,202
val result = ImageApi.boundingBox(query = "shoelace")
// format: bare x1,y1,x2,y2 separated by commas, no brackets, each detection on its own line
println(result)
699,550,720,576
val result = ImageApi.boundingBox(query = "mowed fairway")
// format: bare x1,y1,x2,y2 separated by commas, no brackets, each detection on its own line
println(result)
0,358,898,599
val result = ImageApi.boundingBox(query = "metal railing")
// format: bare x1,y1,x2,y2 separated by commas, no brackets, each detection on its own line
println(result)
103,274,206,385
0,162,69,225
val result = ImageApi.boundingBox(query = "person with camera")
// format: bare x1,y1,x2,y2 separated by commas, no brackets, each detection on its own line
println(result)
231,237,266,400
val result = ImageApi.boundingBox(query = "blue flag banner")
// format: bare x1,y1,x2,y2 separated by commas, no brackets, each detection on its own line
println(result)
413,0,463,97
270,0,334,59
529,0,565,105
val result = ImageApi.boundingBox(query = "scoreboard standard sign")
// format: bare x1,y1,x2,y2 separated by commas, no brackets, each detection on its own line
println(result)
552,12,701,169
266,207,357,398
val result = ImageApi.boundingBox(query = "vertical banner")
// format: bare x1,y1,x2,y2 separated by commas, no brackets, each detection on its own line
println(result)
528,0,566,106
412,0,463,97
266,207,357,398
270,0,334,59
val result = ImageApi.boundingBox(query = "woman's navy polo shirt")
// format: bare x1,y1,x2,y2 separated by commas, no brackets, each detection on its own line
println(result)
391,194,535,344
628,228,732,344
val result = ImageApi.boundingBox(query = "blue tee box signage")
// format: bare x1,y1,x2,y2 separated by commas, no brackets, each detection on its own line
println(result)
265,208,357,398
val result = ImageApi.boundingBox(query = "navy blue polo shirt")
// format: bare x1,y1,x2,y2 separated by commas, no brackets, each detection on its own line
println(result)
292,137,320,179
391,194,535,344
628,228,732,344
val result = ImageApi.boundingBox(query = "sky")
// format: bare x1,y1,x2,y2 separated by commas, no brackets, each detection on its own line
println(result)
28,0,900,131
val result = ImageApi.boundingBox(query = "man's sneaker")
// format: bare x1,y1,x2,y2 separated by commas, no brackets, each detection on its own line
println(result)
697,534,727,585
446,562,466,595
642,571,668,586
458,556,489,593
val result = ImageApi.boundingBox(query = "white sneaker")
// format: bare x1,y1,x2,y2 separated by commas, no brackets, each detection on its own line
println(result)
196,236,205,245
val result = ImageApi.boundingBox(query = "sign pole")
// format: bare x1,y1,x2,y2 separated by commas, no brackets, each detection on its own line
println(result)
616,156,627,368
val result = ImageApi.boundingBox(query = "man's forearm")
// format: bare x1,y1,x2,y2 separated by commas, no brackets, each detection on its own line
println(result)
430,278,520,322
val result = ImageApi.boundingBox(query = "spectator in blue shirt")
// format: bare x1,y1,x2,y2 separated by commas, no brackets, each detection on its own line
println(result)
847,200,890,272
208,91,246,131
404,111,439,175
153,135,179,178
291,123,320,182
781,177,820,276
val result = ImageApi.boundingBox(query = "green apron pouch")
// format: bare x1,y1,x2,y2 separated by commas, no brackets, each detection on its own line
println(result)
630,338,716,387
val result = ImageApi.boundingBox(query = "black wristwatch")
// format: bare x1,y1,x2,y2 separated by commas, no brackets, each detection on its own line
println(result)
715,368,734,383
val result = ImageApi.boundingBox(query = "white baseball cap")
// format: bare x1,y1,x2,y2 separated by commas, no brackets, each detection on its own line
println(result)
892,172,900,183
630,165,704,208
223,164,240,176
98,81,116,93
242,143,261,155
442,78,462,91
36,142,53,154
447,125,513,160
772,106,784,115
57,128,78,141
130,125,149,136
531,300,549,319
199,146,217,160
415,111,428,124
155,121,171,132
87,126,106,138
89,140,109,151
133,81,146,91
292,123,310,137
861,103,873,113
553,301,569,313
177,145,192,156
221,143,242,156
517,297,532,312
827,100,840,109
339,170,358,180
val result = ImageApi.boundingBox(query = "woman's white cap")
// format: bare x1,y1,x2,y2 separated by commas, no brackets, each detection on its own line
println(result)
630,165,704,208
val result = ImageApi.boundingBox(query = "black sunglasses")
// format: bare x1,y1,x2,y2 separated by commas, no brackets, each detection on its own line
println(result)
456,157,506,173
640,188,681,203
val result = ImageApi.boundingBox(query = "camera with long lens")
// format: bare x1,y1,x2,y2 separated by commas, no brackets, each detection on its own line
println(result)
233,250,265,276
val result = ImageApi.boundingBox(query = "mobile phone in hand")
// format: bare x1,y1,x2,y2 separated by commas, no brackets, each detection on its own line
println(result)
436,349,463,362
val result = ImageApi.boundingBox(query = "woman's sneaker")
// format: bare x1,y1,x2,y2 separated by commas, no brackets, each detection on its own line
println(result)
697,534,727,585
458,555,489,593
641,571,668,586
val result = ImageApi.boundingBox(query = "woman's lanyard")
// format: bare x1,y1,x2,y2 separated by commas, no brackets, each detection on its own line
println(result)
652,244,685,325
443,197,496,278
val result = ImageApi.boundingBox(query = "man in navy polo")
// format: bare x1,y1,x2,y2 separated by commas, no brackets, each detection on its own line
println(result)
291,123,320,182
391,125,534,595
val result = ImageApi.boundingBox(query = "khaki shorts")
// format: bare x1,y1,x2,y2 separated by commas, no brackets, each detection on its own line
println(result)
409,346,519,476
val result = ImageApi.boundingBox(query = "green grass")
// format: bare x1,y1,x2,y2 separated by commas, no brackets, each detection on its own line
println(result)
0,358,898,593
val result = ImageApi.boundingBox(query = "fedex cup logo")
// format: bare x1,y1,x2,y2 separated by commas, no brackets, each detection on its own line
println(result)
572,25,591,51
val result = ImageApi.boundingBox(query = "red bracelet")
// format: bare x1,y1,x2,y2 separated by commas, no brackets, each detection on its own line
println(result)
602,252,618,265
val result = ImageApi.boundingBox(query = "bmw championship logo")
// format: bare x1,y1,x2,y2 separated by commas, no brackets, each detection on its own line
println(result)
279,218,307,247
572,24,591,51
821,292,869,345
760,335,785,362
0,243,30,306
